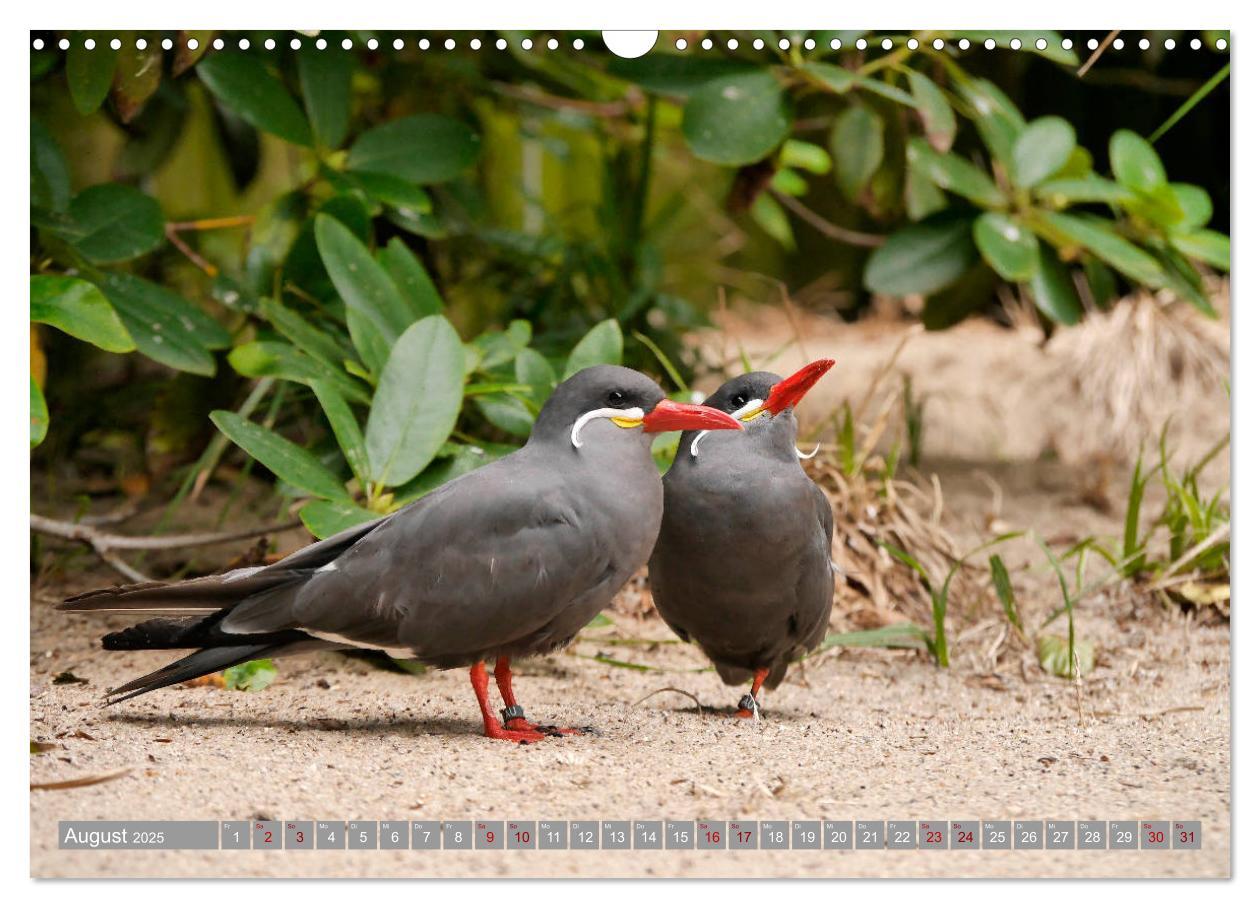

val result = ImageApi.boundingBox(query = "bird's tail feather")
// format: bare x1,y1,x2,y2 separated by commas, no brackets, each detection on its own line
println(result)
106,643,290,704
59,567,308,616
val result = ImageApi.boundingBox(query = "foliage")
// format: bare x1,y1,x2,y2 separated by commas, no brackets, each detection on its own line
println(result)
29,30,1231,526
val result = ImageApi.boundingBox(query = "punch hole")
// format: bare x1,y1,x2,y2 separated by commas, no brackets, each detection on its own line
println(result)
393,38,404,50
907,38,919,50
675,38,687,50
727,38,738,50
573,38,584,50
547,38,558,50
1114,38,1125,50
32,38,44,50
1191,38,1202,50
471,38,483,50
1215,38,1228,50
778,37,790,50
753,38,764,50
1010,38,1022,50
495,38,507,50
84,38,96,50
1139,38,1150,50
445,38,456,50
111,38,122,50
264,38,276,50
984,38,996,50
240,38,251,50
521,38,533,50
213,38,224,50
958,38,970,50
366,38,378,50
701,38,713,50
881,38,892,50
803,38,815,50
316,38,327,50
161,38,173,50
832,38,843,50
58,38,69,50
603,31,656,58
856,38,867,50
187,37,199,51
1165,38,1176,50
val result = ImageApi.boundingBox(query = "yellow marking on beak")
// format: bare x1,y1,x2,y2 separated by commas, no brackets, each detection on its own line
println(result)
611,415,644,428
738,405,766,422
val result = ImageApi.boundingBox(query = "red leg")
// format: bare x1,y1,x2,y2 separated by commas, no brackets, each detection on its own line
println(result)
494,656,585,736
735,668,770,719
471,662,544,743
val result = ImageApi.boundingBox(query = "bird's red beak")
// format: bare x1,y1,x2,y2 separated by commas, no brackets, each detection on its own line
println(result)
641,399,743,434
763,359,835,415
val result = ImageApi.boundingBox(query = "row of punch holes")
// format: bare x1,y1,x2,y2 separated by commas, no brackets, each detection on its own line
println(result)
32,33,1230,55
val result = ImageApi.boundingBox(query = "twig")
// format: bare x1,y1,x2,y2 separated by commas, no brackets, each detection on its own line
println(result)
31,514,302,551
632,687,706,713
771,189,886,248
489,81,633,118
164,224,218,277
1077,30,1120,78
166,215,255,231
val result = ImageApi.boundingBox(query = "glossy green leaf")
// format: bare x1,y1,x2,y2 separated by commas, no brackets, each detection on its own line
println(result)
474,393,535,437
349,172,433,214
1170,184,1213,231
228,340,370,404
905,163,947,221
1028,242,1083,325
30,376,48,448
96,273,229,376
472,320,531,371
1110,129,1166,193
65,35,117,115
682,70,792,166
365,316,466,486
299,499,382,540
1036,174,1133,206
800,62,857,94
297,48,352,149
906,70,956,152
751,194,795,250
210,410,350,500
1171,229,1230,271
1155,247,1213,315
907,138,1005,208
1012,116,1076,189
259,298,352,374
951,74,1025,173
310,379,370,485
64,184,165,264
606,55,758,97
863,215,977,297
348,114,481,184
829,106,884,202
378,238,443,320
197,52,313,146
1037,212,1167,287
780,139,831,175
31,121,70,212
854,76,916,108
973,213,1037,281
515,348,556,407
110,34,163,123
315,215,414,346
30,275,134,353
563,319,624,379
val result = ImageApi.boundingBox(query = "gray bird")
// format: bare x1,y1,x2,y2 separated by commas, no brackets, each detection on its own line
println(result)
648,360,835,718
60,365,742,743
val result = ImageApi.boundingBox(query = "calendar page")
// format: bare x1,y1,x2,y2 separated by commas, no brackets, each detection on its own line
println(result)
27,22,1231,882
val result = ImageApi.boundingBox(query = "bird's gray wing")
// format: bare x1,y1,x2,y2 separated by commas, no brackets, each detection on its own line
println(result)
222,466,603,659
811,481,835,556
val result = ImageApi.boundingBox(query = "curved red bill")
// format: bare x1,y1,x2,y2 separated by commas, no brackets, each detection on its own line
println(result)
642,399,743,434
764,359,836,415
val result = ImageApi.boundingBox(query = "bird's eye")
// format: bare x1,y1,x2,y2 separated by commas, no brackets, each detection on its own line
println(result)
607,389,627,406
732,393,748,408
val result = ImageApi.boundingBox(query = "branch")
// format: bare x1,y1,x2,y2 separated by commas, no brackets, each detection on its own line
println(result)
31,514,303,551
1077,29,1120,78
771,189,886,248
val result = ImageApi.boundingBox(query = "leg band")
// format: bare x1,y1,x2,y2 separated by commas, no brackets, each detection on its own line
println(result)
501,704,526,723
737,693,758,712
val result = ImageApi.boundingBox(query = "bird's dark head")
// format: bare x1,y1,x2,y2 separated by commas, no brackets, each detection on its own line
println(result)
531,365,741,452
687,359,834,460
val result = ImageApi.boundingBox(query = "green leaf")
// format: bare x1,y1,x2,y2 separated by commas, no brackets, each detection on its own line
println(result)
65,35,118,115
315,214,414,344
951,74,1025,173
606,54,759,97
64,184,165,264
348,114,481,184
818,623,931,652
1170,184,1213,231
196,52,313,146
973,213,1037,281
906,138,1005,209
988,555,1024,634
227,340,370,404
514,348,556,407
904,163,947,221
563,319,623,379
1110,129,1166,193
682,70,792,166
1012,116,1076,189
378,238,443,320
365,316,466,486
30,376,48,449
829,106,884,202
297,48,352,149
311,379,370,486
211,410,349,500
348,172,434,214
222,659,278,692
750,194,794,249
299,499,382,540
1036,174,1133,206
31,121,70,212
1037,634,1095,679
780,139,831,175
1028,242,1083,325
1037,212,1168,287
474,393,535,437
854,76,915,108
1171,229,1230,271
259,298,352,374
30,275,134,353
906,70,956,152
472,320,532,371
800,61,857,94
110,34,163,123
863,214,977,297
96,273,229,376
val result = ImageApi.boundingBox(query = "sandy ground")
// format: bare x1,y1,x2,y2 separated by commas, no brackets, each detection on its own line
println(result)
30,311,1231,878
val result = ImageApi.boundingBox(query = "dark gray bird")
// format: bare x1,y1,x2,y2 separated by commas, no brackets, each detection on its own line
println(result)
648,360,836,718
60,365,742,743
